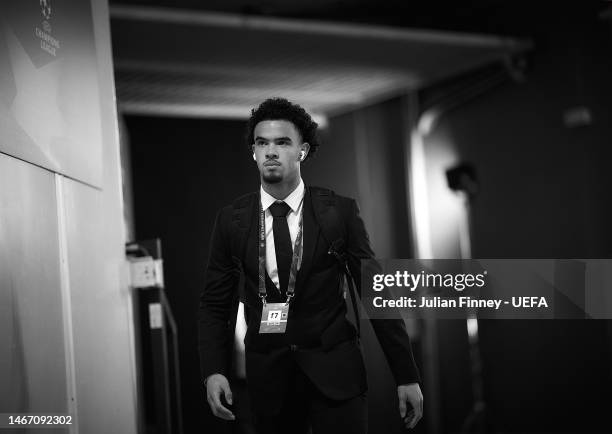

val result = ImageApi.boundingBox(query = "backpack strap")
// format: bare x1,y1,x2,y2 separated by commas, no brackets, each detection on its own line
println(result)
309,187,362,339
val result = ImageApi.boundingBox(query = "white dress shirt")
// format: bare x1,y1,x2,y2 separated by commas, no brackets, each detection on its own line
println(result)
260,178,305,289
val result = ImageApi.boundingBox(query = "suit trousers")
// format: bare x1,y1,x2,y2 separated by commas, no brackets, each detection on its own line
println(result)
252,360,368,434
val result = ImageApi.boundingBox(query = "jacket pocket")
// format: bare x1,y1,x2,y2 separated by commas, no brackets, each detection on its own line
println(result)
320,316,357,351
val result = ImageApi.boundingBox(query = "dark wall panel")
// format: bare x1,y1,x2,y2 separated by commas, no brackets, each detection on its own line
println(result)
426,14,612,433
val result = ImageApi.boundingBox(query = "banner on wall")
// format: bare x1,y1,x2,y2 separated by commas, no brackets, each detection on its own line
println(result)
0,0,103,187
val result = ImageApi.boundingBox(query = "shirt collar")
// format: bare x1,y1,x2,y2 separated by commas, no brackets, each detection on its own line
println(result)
260,178,305,213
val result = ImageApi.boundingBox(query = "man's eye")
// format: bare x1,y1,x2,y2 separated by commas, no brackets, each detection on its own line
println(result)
255,141,266,146
278,140,289,146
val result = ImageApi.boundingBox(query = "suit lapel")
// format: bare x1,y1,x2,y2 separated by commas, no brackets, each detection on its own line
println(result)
296,187,320,289
309,187,344,249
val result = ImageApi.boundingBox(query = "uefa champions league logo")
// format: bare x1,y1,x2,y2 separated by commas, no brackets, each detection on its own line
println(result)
36,0,59,53
40,0,52,21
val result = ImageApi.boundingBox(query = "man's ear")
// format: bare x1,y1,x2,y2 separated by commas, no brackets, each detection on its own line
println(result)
300,143,311,161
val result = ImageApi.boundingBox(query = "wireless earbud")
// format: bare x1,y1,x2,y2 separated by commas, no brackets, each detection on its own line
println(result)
300,151,305,161
253,154,257,161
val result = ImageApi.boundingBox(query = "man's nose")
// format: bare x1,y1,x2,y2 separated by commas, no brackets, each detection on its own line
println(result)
265,143,278,158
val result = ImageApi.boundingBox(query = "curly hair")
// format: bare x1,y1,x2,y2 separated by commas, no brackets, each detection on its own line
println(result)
245,98,320,161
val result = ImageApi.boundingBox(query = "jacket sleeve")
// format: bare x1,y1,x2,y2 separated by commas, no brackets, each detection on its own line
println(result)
343,198,421,386
198,206,239,380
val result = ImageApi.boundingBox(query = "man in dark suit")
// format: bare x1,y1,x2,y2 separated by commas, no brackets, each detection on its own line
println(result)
199,98,423,433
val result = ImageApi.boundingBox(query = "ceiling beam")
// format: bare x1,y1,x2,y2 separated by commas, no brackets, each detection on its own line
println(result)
110,4,530,50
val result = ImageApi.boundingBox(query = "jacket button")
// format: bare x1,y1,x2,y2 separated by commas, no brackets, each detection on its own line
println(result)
290,344,298,352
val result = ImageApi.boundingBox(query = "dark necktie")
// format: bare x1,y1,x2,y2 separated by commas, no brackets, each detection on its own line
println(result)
269,201,292,292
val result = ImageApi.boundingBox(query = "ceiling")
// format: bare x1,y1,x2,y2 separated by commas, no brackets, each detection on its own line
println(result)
110,3,532,120
110,0,610,36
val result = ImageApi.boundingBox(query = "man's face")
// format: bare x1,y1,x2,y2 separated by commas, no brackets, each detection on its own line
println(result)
252,120,307,184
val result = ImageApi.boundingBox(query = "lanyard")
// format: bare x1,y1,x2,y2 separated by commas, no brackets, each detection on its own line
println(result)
258,200,304,305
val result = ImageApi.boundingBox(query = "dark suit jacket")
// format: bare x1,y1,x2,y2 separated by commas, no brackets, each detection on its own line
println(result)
198,186,420,415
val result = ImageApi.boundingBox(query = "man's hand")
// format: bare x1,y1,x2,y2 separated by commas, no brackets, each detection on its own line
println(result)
205,374,235,421
398,382,423,429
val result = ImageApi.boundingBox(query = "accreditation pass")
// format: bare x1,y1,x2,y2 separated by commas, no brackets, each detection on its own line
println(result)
259,302,289,333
